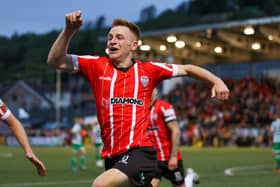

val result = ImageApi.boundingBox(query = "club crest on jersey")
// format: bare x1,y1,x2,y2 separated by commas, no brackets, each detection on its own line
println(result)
140,76,149,87
152,113,158,120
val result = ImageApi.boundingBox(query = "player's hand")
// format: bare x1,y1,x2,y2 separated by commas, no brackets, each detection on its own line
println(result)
65,10,83,32
26,152,46,176
168,157,178,170
211,80,229,101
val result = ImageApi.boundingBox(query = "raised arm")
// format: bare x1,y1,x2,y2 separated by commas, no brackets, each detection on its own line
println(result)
176,64,229,100
4,113,46,176
47,10,83,72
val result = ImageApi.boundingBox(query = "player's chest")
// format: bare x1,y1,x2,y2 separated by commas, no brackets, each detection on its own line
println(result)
95,68,151,92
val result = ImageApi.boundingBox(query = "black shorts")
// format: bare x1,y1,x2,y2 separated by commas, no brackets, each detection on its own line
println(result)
154,160,185,185
105,146,157,187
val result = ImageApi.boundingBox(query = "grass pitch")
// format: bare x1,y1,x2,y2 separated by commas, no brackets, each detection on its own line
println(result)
0,146,279,187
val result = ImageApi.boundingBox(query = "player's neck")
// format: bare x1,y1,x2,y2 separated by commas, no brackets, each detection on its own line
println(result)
112,58,135,73
112,57,133,68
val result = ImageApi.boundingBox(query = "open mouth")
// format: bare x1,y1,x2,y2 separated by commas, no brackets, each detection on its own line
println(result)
109,47,118,52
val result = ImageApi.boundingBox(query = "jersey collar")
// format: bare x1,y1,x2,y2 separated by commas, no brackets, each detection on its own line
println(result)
112,58,136,72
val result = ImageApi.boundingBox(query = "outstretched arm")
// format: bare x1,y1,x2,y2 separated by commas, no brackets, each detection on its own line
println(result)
166,121,180,170
4,114,46,176
47,10,83,72
176,64,229,100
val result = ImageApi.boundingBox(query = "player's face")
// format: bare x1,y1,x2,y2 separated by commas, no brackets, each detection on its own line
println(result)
107,26,137,61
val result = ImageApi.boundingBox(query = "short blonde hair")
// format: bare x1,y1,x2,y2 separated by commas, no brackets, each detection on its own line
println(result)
112,19,141,40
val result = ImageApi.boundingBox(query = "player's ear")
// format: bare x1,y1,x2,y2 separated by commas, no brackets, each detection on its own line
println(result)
131,40,138,51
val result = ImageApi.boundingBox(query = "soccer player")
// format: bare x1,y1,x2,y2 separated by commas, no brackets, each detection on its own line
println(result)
147,88,198,187
71,117,87,171
270,114,280,173
91,122,104,167
47,10,229,187
0,98,46,176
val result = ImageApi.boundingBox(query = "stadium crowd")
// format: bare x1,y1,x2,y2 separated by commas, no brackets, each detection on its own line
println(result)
163,77,280,147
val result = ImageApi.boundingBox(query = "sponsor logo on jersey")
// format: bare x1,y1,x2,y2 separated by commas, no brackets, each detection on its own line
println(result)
110,97,144,106
102,98,110,107
140,76,149,87
99,76,112,81
152,113,158,120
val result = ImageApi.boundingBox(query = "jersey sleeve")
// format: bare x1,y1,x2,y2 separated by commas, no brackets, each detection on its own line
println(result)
71,54,101,81
160,102,177,123
0,99,11,120
147,62,178,84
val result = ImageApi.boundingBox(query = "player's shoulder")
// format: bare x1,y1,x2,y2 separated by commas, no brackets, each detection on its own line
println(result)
273,119,280,126
138,60,174,75
77,55,108,63
139,60,161,65
138,60,163,66
271,119,279,125
157,99,172,107
78,55,100,59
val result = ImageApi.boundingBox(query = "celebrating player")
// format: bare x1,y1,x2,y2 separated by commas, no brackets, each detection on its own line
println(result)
47,10,229,187
147,88,199,187
0,99,46,176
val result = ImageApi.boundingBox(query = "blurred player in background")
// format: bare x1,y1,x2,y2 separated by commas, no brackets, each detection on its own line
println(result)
147,88,199,187
47,10,229,187
270,113,280,173
0,98,46,176
71,117,87,171
91,121,104,167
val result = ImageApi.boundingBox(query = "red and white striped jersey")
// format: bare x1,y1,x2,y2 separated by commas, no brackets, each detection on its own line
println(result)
147,99,182,161
0,99,11,120
71,55,178,159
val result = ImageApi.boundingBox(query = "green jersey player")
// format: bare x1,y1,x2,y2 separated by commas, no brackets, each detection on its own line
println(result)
270,114,280,173
71,117,87,171
92,122,103,167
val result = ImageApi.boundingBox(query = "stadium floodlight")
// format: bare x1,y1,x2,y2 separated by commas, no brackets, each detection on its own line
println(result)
214,46,223,53
251,42,261,50
140,44,151,51
159,44,167,51
175,41,185,48
138,40,142,46
268,35,274,41
244,25,255,35
166,35,177,43
195,41,202,48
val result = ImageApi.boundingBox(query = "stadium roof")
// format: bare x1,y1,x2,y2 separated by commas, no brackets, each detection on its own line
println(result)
135,15,280,65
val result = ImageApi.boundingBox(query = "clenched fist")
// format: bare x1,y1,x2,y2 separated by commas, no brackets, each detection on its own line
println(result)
65,10,83,32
